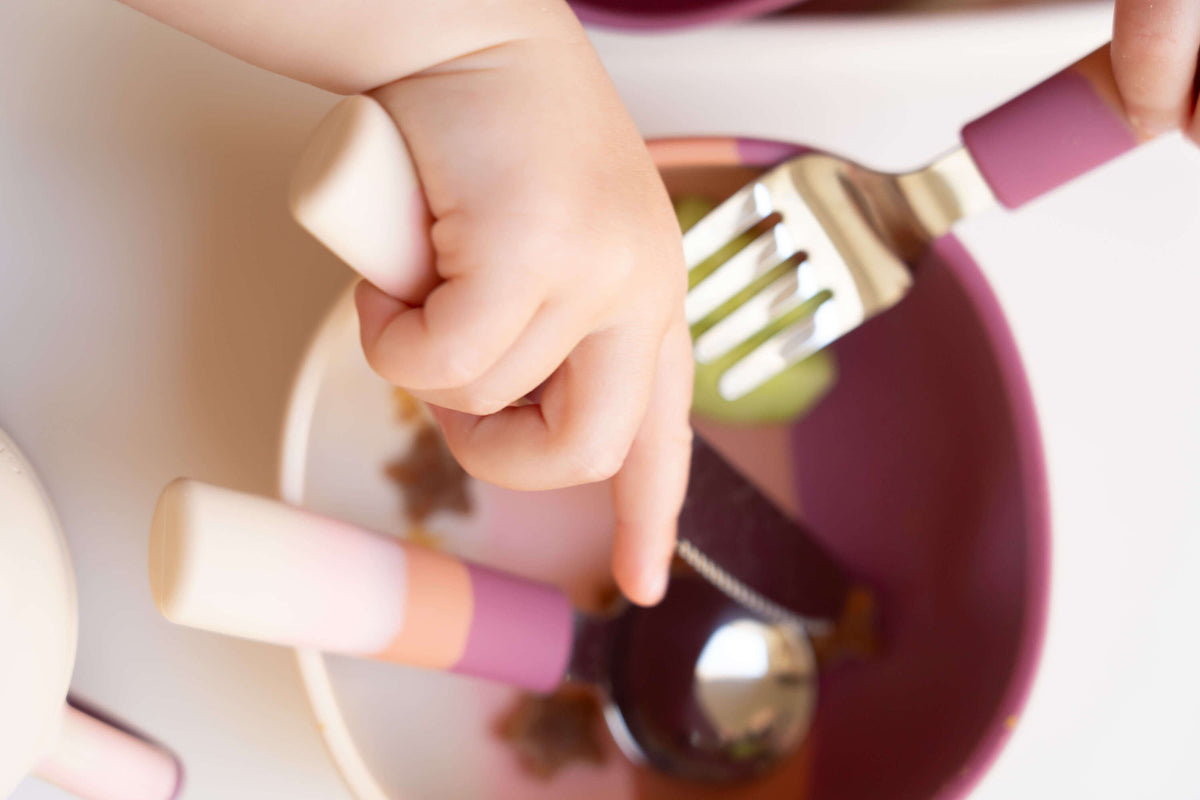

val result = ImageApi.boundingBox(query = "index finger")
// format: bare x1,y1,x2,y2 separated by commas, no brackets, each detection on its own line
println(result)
609,314,695,606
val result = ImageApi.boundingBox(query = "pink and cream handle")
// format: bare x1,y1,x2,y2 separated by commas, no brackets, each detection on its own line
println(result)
149,480,575,693
962,43,1161,209
34,703,182,800
289,95,434,302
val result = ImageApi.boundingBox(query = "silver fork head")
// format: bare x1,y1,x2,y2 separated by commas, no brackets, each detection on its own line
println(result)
683,148,995,402
683,154,913,401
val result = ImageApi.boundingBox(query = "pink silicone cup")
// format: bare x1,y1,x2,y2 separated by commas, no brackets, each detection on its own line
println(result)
962,44,1145,209
648,135,1050,800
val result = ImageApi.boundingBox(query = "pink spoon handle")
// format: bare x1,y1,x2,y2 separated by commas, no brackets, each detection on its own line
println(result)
453,563,576,690
961,44,1155,209
150,480,574,693
372,548,575,692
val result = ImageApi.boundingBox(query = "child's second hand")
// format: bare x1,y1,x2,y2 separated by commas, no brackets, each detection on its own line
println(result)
1113,0,1200,142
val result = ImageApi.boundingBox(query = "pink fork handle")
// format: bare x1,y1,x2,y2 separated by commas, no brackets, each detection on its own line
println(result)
962,44,1154,209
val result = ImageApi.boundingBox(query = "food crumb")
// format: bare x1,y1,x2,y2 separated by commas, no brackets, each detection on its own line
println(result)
1004,715,1018,731
493,684,609,779
589,581,622,614
384,425,471,523
811,585,881,665
391,388,423,422
406,522,443,551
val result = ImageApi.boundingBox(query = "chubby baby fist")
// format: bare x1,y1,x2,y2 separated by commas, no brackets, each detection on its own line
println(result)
334,27,692,606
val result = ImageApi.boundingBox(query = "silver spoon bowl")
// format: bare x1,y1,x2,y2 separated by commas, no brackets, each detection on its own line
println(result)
575,571,818,782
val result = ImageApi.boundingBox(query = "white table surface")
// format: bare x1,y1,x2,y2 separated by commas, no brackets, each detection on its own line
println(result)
3,0,1198,797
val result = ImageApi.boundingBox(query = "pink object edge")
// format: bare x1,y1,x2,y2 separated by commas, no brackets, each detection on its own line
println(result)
572,0,799,30
38,699,184,800
907,234,1051,800
962,69,1138,208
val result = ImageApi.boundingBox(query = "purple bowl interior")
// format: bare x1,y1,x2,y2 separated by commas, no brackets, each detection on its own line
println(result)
660,151,1049,800
571,0,800,29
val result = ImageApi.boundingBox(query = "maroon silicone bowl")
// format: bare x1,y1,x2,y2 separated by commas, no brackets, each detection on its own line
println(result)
649,136,1050,800
571,0,801,29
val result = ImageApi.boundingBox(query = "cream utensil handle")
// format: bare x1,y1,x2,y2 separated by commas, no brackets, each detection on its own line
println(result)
289,95,435,303
149,480,575,692
33,704,181,800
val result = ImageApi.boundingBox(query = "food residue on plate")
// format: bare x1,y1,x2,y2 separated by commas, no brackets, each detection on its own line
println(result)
493,684,610,779
391,387,423,422
404,522,442,550
384,424,472,524
384,390,473,549
811,585,880,666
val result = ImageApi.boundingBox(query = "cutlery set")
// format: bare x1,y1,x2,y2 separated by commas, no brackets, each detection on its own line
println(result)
154,41,1154,785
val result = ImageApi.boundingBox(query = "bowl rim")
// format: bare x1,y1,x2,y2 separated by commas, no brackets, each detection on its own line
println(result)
280,135,1051,800
278,288,391,800
571,0,801,30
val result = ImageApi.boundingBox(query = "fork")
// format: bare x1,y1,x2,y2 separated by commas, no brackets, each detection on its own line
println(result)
683,42,1160,400
290,43,1156,405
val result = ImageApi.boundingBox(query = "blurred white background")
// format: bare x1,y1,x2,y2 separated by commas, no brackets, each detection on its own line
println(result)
2,0,1198,797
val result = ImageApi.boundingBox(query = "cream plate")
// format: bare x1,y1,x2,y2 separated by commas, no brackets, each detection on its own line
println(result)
279,288,642,800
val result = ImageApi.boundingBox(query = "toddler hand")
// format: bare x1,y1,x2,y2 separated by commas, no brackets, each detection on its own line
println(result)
1113,0,1200,142
353,23,692,605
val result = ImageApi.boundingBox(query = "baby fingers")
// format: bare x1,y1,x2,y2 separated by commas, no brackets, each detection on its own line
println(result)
429,316,663,492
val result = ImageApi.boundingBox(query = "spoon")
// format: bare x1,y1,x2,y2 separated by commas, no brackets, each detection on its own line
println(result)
149,478,817,782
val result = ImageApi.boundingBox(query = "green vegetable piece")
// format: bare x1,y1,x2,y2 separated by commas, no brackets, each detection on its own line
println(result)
676,195,836,425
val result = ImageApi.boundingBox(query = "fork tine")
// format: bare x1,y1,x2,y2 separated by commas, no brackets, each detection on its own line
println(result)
693,269,801,363
682,180,774,270
716,301,846,401
693,254,848,364
685,222,796,326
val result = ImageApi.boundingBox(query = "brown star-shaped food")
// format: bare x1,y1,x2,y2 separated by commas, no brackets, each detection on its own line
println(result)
384,425,471,523
493,684,609,779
